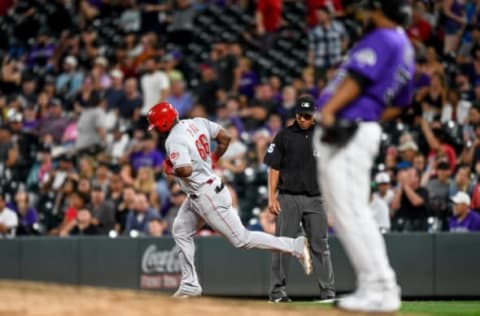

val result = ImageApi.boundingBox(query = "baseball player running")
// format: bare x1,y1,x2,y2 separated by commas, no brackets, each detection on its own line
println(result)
314,0,414,313
147,102,312,298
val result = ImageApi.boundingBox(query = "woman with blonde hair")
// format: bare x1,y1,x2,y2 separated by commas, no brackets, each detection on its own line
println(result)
133,167,155,195
78,156,95,179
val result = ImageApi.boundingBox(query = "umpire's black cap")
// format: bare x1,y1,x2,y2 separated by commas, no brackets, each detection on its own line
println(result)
296,95,316,115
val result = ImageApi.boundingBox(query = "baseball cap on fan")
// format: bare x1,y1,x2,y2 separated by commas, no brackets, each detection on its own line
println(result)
451,191,471,206
296,95,315,115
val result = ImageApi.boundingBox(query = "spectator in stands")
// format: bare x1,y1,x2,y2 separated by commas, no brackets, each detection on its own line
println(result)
118,77,142,124
423,47,445,78
373,172,394,210
75,90,107,153
104,69,125,111
211,40,238,94
115,185,136,233
51,190,89,236
308,5,347,77
236,57,258,100
129,134,163,172
90,184,116,234
421,118,457,173
449,191,480,232
370,191,391,233
140,57,170,116
139,0,169,34
124,192,158,236
168,0,196,47
147,216,166,237
62,208,99,236
8,190,38,235
392,167,430,232
407,1,432,51
91,163,111,192
398,140,419,165
167,78,193,118
0,192,18,237
277,85,297,123
195,63,220,117
443,0,467,54
255,0,282,47
449,164,475,197
108,174,124,208
56,56,84,102
442,89,471,124
133,167,156,195
416,72,447,121
107,126,130,164
26,29,56,69
0,126,16,169
240,82,276,131
426,161,453,229
36,99,70,145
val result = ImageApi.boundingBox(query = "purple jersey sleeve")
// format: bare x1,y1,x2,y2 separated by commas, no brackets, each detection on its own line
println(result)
344,36,393,82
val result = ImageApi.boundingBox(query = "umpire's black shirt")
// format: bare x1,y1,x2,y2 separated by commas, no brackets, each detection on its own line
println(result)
264,122,320,196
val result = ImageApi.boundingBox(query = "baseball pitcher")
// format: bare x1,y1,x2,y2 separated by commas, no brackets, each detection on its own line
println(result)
147,102,312,298
314,0,415,312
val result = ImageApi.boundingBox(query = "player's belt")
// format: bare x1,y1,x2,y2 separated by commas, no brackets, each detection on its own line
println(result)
190,179,225,199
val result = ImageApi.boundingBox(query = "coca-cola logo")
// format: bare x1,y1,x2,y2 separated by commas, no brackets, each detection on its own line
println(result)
141,245,181,274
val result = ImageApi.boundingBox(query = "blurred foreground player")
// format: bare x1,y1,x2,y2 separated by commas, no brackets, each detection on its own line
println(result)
314,0,415,312
147,102,312,298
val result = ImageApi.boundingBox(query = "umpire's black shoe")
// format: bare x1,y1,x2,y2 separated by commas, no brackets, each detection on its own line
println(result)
269,296,292,303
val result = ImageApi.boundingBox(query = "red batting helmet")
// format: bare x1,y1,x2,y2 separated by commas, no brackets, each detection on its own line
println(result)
147,102,178,133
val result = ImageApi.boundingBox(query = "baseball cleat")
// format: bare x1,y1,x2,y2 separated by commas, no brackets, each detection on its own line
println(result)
335,285,401,313
297,237,313,275
172,287,202,299
269,296,292,303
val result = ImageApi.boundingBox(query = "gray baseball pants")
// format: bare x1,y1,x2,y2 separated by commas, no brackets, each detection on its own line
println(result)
172,180,306,296
270,194,335,299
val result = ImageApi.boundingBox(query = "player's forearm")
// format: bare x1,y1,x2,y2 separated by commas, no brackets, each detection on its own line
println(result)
321,76,361,116
267,168,280,200
381,107,403,122
214,129,231,158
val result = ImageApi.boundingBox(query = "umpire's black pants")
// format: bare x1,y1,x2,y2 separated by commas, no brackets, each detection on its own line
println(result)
270,194,335,299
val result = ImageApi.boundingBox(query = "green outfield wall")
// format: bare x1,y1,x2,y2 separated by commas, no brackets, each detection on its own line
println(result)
1,234,479,297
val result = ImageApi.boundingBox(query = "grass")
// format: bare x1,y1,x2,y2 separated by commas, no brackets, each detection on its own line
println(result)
289,300,480,316
400,301,480,316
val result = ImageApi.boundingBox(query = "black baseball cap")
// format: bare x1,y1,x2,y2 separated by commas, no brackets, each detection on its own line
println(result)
296,95,316,115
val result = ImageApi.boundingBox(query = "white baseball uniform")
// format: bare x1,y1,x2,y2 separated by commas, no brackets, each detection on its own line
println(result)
166,118,307,296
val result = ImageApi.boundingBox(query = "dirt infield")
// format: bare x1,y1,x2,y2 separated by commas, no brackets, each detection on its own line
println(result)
0,281,365,316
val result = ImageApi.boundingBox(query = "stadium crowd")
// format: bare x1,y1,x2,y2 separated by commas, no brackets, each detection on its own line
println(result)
1,0,480,238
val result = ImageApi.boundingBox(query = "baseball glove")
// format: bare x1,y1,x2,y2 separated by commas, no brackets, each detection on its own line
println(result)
320,120,359,147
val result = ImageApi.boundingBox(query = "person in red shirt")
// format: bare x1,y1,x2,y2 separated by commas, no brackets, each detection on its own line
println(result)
407,1,432,46
306,0,344,28
421,118,457,174
256,0,282,35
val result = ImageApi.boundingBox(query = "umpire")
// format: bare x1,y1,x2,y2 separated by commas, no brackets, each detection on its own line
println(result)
264,95,335,302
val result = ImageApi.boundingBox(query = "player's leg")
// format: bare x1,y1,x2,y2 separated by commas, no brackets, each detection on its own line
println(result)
301,196,335,299
193,189,312,274
269,194,302,301
314,124,399,311
171,198,204,297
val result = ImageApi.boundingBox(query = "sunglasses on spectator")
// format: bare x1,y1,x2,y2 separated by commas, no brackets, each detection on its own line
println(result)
298,113,314,120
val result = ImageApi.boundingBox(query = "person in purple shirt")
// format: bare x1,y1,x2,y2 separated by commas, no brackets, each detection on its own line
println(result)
449,192,480,232
129,134,164,173
7,191,38,235
313,0,415,313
